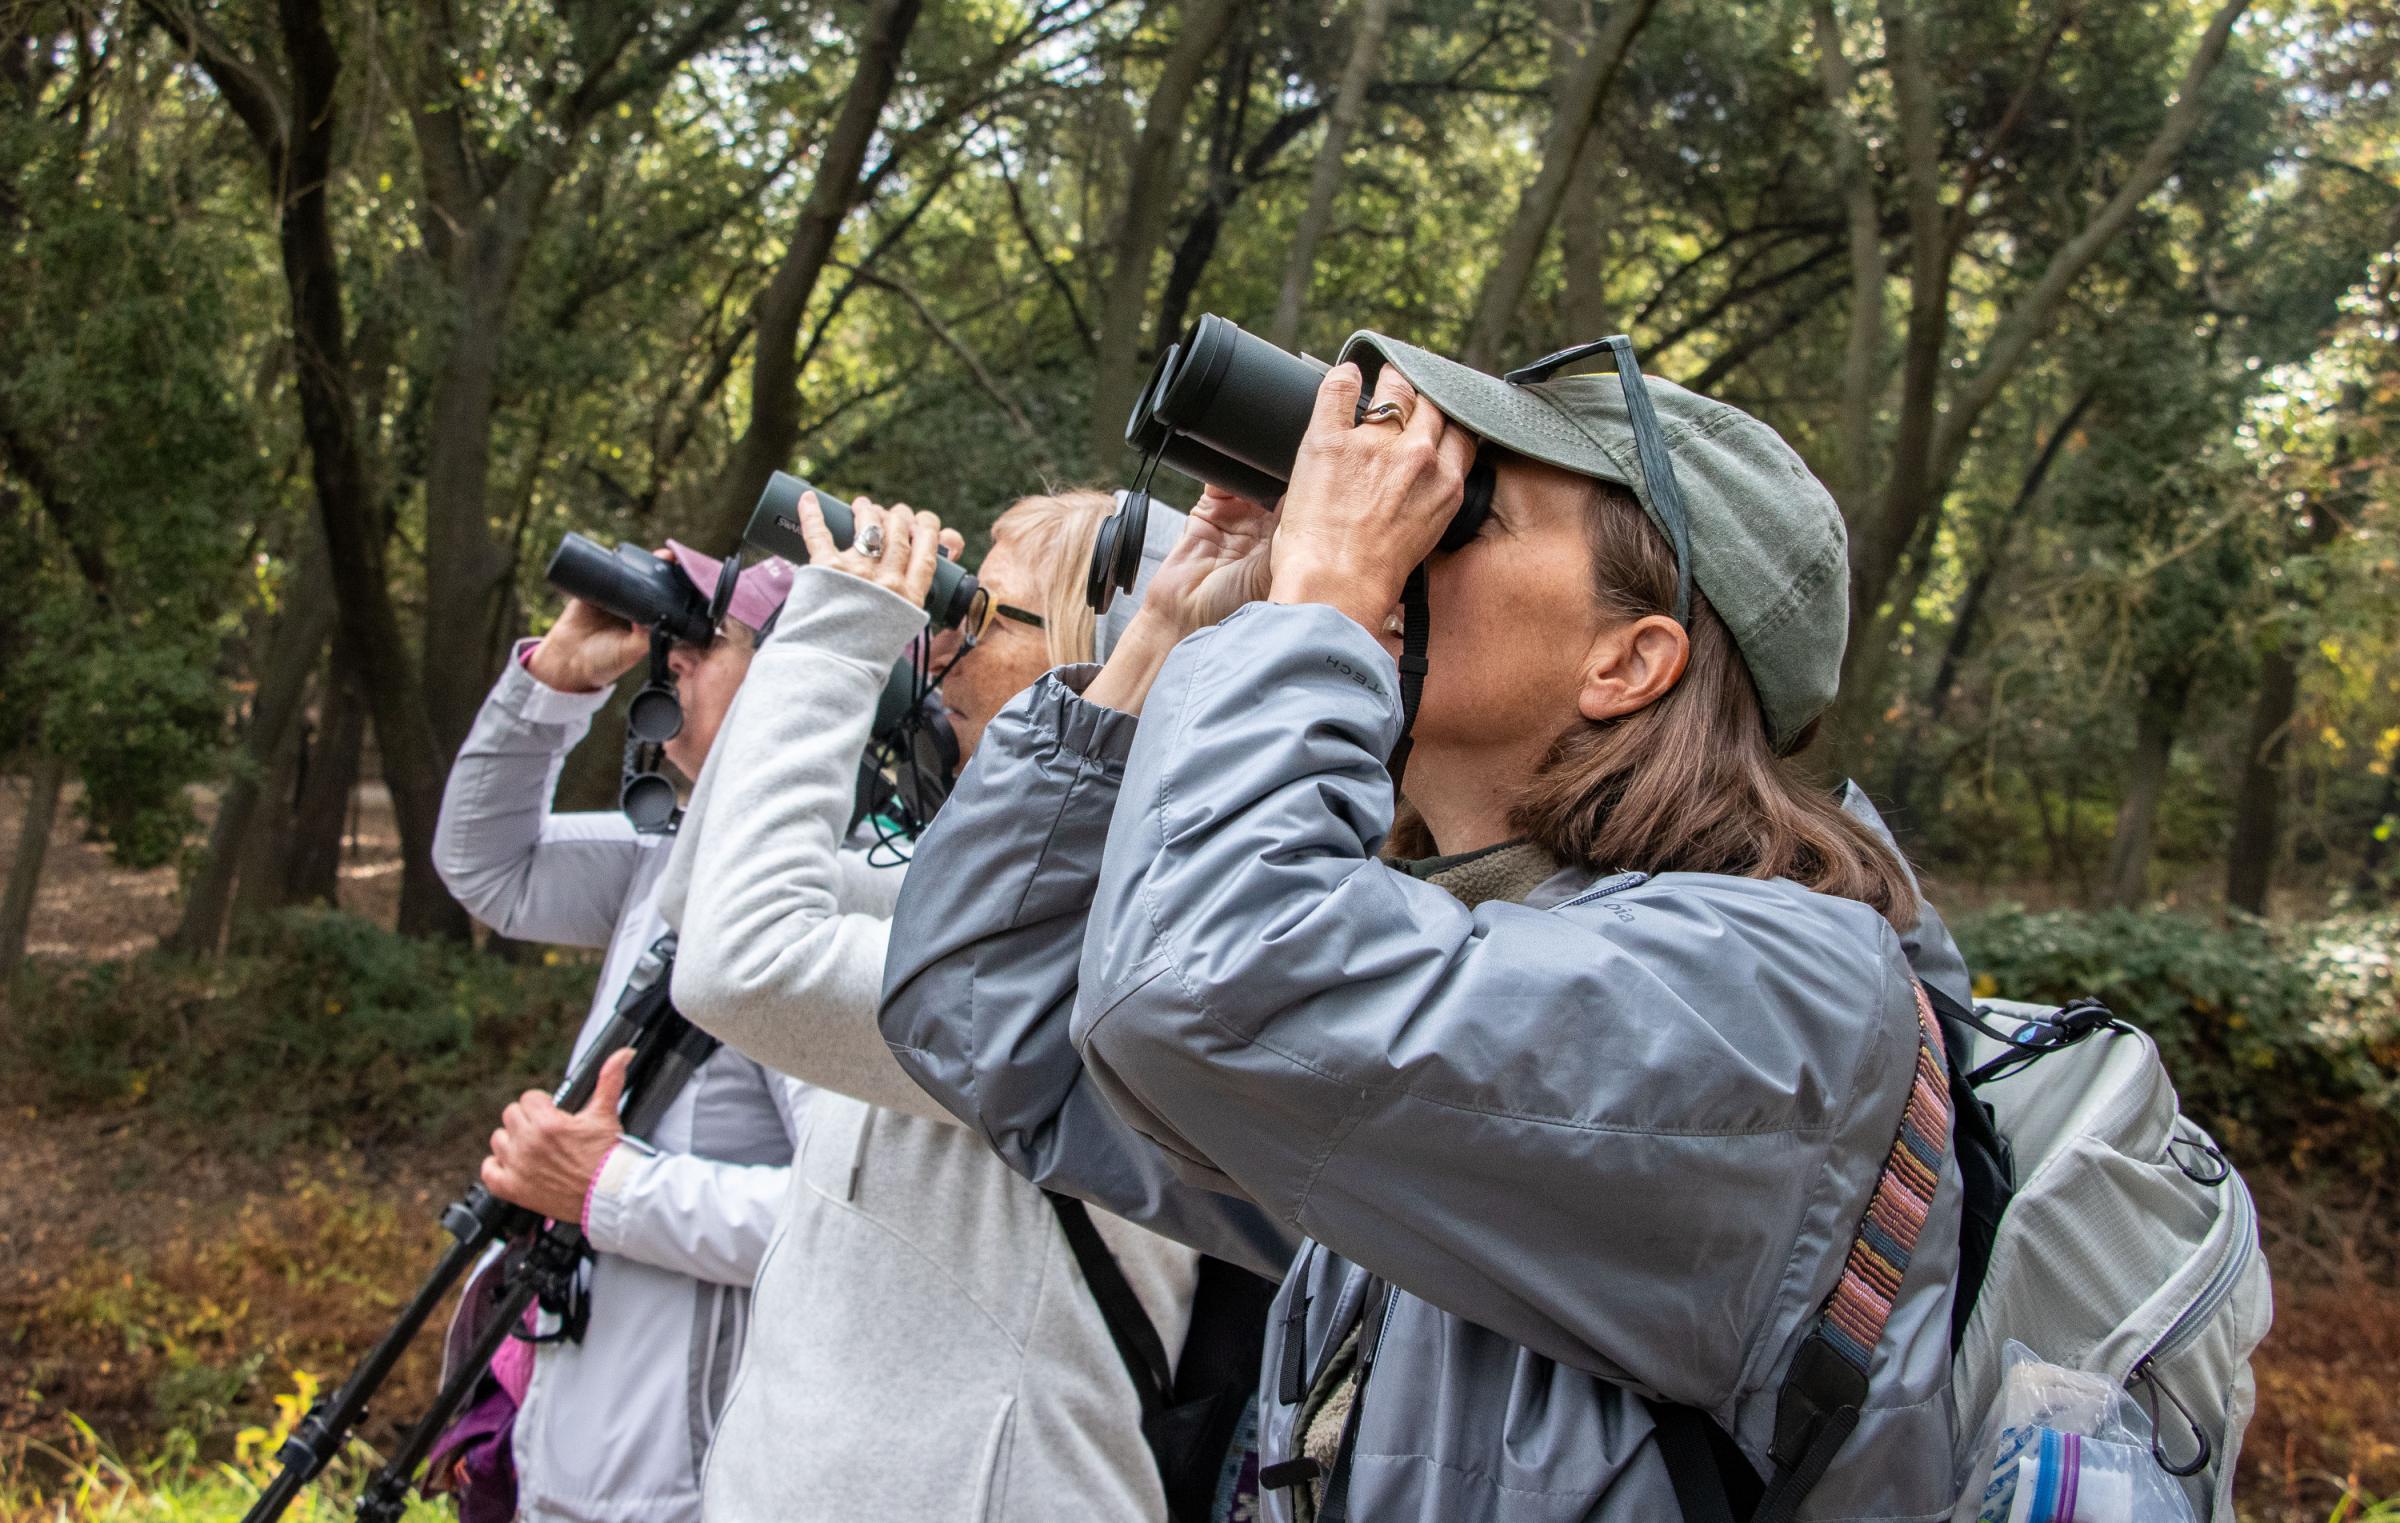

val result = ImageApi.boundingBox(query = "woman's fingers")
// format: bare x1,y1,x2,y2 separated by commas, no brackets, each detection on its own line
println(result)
1306,361,1363,438
873,501,914,592
901,509,943,602
1435,416,1478,480
1369,363,1417,422
795,493,841,563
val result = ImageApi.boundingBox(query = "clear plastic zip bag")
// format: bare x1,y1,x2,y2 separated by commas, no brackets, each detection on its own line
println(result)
1950,1342,2199,1523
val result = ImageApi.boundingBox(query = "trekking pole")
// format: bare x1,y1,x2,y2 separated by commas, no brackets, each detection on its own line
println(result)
349,1007,721,1523
239,936,712,1523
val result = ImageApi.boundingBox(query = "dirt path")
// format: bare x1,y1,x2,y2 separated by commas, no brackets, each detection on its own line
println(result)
2,777,404,961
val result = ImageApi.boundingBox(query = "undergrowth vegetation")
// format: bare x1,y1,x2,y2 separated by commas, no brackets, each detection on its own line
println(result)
2,907,2394,1522
1,910,589,1151
1955,907,2400,1173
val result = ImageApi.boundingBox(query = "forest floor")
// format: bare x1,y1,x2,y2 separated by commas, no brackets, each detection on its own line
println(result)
1,778,2394,1520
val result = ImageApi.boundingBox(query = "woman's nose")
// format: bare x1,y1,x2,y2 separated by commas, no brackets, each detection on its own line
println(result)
666,643,700,678
926,628,963,667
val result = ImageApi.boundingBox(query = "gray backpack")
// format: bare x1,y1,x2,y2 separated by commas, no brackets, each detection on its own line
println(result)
1657,988,2272,1523
1949,997,2272,1521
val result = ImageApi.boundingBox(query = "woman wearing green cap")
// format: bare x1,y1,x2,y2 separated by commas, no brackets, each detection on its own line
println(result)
882,342,1974,1521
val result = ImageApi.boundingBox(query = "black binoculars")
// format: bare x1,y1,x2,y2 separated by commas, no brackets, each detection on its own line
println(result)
545,533,717,645
743,471,981,630
1090,314,1495,611
541,533,739,833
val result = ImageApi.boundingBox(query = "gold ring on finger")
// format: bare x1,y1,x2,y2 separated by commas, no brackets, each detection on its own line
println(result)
1358,399,1411,428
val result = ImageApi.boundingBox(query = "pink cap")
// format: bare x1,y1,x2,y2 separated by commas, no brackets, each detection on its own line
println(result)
667,540,796,635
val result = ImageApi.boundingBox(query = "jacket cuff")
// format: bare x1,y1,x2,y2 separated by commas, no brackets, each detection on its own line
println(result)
763,565,929,671
580,1136,653,1250
1017,665,1142,769
497,638,617,728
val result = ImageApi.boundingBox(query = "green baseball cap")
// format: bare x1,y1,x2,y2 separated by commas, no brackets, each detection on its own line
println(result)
1336,330,1851,750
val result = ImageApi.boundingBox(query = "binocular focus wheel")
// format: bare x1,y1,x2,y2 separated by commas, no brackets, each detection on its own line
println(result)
621,773,680,832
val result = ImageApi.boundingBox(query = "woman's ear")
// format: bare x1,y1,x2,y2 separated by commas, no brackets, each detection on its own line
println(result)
1577,614,1689,723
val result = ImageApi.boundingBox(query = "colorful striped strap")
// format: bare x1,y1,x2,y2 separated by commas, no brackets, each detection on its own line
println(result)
1820,981,1954,1370
1757,982,1955,1523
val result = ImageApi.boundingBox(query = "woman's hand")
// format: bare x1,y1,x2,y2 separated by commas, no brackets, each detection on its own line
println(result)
791,491,959,608
528,585,656,694
1084,485,1275,716
481,1049,632,1223
1270,362,1477,632
1135,484,1278,637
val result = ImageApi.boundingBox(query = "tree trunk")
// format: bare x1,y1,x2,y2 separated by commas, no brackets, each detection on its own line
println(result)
1849,0,2249,638
710,0,925,543
1858,388,2094,795
168,534,339,954
1266,0,1395,351
1,748,66,979
2104,664,2196,908
1809,0,1887,514
418,254,531,760
1460,0,1657,371
2226,435,2351,914
286,639,368,906
138,0,464,936
2225,642,2301,916
1087,0,1244,466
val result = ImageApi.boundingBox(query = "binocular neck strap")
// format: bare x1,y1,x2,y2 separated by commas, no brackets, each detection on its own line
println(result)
1387,561,1433,789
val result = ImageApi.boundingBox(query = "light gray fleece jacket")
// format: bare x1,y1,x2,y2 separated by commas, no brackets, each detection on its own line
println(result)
657,566,1201,1523
434,653,808,1523
884,603,1970,1522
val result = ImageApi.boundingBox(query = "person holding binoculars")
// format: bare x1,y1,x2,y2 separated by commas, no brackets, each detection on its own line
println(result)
429,546,809,1523
654,487,1289,1523
883,331,1978,1521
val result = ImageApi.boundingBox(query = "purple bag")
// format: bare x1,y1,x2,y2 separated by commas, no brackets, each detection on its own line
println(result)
421,1255,535,1523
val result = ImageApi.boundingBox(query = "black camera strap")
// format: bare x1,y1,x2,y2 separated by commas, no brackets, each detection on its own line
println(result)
1387,562,1433,788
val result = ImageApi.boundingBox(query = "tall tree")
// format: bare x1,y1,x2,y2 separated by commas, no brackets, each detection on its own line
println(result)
1086,0,1243,464
1459,0,1655,370
403,0,758,756
1267,0,1396,350
710,0,928,537
142,0,467,935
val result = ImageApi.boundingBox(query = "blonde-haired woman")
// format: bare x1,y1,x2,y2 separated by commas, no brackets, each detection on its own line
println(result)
658,488,1282,1523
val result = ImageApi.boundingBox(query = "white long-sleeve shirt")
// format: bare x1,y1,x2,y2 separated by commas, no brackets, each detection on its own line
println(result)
433,651,808,1523
659,566,1198,1523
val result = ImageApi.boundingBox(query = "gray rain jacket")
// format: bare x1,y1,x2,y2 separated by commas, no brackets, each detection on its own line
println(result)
883,602,1968,1522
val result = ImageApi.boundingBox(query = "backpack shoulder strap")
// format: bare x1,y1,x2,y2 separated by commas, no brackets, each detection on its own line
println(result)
1046,1191,1172,1414
1650,1401,1765,1523
1750,981,1956,1523
1918,980,2018,1343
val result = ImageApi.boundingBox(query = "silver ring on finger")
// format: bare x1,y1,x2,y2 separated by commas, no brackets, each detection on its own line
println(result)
857,522,887,559
1358,399,1411,428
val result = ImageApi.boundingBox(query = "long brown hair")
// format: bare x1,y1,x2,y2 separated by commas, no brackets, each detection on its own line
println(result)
1504,479,1917,929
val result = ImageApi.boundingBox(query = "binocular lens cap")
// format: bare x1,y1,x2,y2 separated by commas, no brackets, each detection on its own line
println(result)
621,772,680,832
626,685,685,744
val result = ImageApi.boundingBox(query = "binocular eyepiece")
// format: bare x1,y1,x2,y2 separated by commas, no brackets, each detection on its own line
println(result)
1089,314,1494,611
744,472,981,631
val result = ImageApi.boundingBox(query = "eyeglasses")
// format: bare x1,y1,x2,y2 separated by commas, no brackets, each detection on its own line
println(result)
957,587,1046,650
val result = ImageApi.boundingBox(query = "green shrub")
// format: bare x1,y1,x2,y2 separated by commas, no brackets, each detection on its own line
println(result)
1955,907,2400,1172
2,910,593,1152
